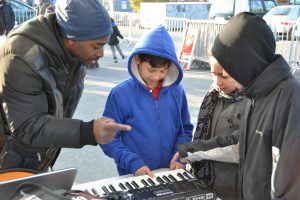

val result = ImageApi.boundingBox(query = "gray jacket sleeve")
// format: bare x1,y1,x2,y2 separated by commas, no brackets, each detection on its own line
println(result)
178,131,239,159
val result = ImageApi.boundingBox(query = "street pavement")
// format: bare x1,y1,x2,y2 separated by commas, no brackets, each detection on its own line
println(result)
53,41,213,184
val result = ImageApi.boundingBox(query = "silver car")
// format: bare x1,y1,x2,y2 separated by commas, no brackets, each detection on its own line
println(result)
263,5,300,39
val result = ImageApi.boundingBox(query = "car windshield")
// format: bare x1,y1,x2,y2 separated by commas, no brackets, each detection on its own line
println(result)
267,7,292,15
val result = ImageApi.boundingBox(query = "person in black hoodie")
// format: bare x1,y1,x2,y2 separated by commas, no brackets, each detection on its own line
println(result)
210,12,300,199
0,0,131,172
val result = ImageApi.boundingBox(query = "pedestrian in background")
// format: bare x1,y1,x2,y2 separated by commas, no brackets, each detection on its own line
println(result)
108,18,125,63
0,0,15,34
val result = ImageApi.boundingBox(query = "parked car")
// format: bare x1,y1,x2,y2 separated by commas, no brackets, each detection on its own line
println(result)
209,0,277,20
10,0,37,25
290,0,300,4
263,5,300,39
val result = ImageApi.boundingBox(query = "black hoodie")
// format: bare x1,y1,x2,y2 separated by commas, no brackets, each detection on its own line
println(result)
212,12,300,200
212,12,276,87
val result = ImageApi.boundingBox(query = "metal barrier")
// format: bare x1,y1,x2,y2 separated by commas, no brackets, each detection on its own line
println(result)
188,20,226,64
113,12,186,50
14,10,300,70
9,9,300,70
289,23,300,71
112,12,226,68
112,12,226,67
268,21,300,74
14,9,37,26
113,11,300,70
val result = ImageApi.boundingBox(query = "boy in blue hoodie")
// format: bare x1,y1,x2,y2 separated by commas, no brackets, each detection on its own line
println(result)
100,25,193,176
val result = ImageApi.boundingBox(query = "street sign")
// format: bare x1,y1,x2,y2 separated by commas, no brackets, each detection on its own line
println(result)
178,23,199,70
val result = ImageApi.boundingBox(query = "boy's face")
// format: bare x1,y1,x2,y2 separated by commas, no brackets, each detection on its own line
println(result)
134,55,169,89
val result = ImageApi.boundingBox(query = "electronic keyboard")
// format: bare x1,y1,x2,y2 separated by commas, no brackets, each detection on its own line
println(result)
72,168,217,200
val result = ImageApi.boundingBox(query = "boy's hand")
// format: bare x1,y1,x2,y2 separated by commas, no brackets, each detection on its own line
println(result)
134,166,154,178
169,152,185,170
169,161,185,170
93,117,131,144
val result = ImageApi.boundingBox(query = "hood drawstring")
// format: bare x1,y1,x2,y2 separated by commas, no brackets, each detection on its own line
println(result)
136,83,142,109
172,89,185,140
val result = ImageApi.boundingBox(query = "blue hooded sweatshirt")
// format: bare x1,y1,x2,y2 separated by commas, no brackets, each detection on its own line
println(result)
100,25,193,175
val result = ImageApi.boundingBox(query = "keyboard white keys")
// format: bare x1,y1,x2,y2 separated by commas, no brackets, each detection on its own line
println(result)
72,168,195,197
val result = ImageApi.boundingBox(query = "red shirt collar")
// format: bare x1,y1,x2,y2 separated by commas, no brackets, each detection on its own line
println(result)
146,81,163,101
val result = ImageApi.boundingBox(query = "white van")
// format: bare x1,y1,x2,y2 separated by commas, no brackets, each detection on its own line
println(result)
139,2,212,29
209,0,277,20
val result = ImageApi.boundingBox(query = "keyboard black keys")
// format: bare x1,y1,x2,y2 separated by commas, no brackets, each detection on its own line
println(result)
141,179,150,187
102,186,110,195
108,184,117,193
177,172,186,180
183,171,192,180
118,183,127,191
131,181,139,189
91,188,99,196
156,176,165,184
125,182,134,190
147,178,156,186
162,175,171,183
168,174,177,182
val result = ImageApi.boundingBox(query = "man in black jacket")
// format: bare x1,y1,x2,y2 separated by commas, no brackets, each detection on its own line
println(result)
0,0,131,172
211,12,300,199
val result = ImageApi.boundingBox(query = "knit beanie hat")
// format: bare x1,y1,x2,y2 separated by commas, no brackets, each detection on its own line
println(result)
212,12,276,87
56,0,112,40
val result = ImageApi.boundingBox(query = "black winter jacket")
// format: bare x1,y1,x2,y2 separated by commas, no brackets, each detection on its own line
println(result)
238,55,300,199
108,26,123,46
0,14,96,171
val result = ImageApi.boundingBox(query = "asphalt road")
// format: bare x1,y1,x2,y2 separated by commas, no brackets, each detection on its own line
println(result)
52,42,213,185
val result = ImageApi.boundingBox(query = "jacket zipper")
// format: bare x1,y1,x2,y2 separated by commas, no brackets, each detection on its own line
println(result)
240,97,254,199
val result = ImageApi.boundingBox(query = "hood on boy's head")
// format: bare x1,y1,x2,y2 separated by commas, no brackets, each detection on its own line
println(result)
212,12,276,87
128,25,183,87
